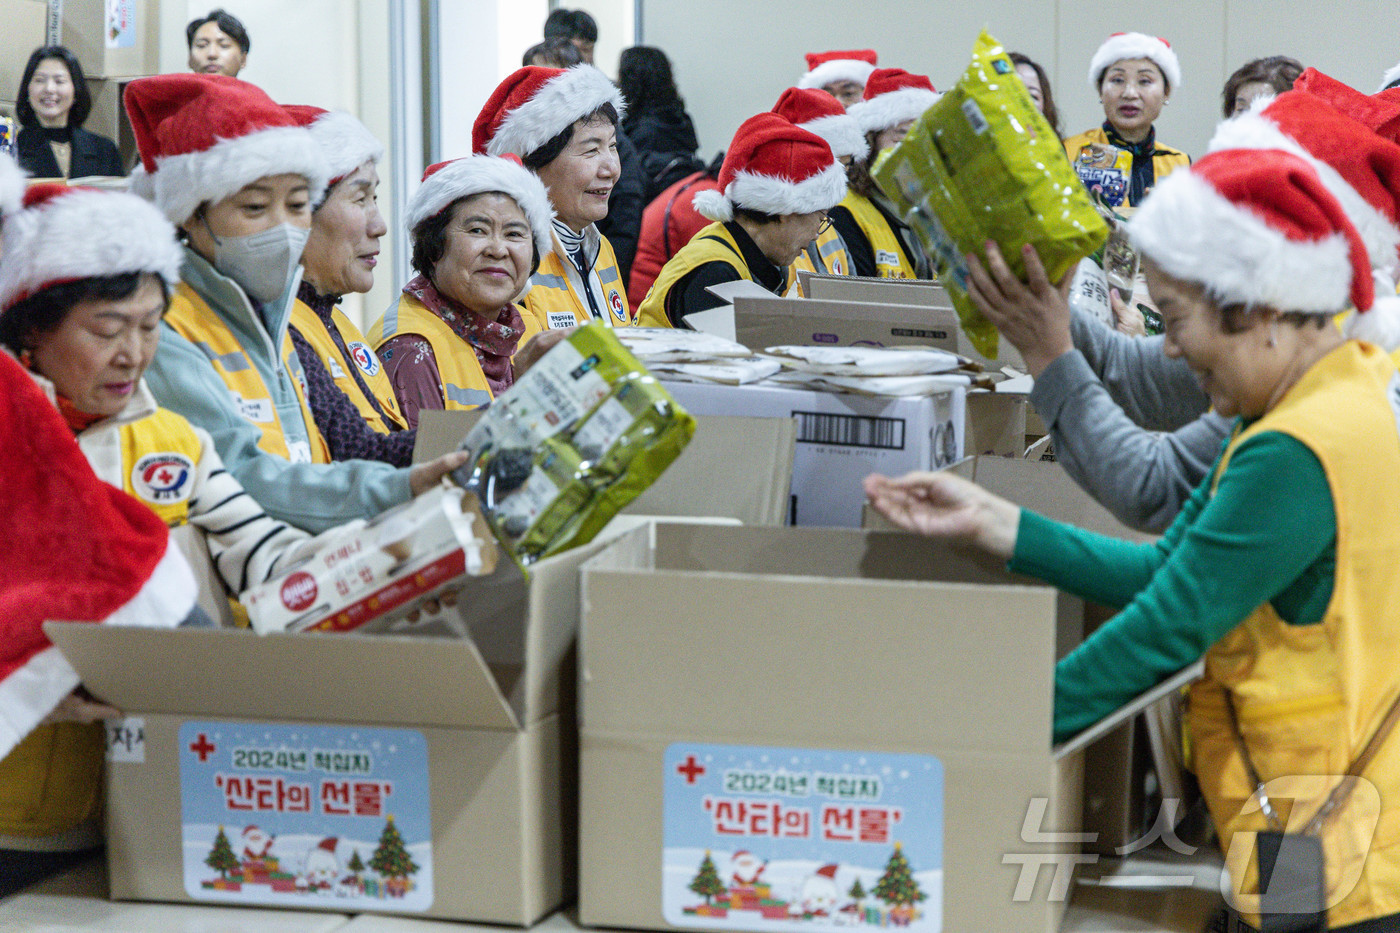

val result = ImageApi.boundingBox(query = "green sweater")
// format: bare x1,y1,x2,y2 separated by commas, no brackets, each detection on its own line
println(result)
1008,429,1337,744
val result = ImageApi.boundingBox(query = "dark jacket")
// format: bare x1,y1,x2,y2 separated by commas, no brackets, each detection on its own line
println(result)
624,105,703,203
16,126,124,179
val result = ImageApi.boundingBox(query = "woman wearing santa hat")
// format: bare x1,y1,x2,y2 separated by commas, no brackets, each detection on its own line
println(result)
796,49,879,109
829,68,939,280
1063,33,1190,208
771,87,868,289
369,155,560,429
635,112,847,328
473,65,635,333
120,74,465,534
868,147,1400,931
282,105,415,466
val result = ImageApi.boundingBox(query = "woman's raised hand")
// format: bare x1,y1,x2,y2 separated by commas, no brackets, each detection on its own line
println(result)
863,470,1021,560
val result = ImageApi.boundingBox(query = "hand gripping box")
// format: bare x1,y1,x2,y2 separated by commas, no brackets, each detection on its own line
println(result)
42,536,610,924
578,523,1088,933
662,381,964,528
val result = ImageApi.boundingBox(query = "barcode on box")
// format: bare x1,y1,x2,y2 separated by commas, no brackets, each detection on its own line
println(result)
891,327,950,339
793,412,906,450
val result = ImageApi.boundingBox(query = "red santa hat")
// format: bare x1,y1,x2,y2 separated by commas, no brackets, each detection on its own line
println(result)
317,836,338,853
405,155,554,259
1088,33,1181,91
814,864,839,880
1294,68,1400,149
283,105,384,190
472,65,625,160
0,184,183,310
797,49,879,92
1129,148,1374,319
772,87,869,161
692,113,847,223
0,350,194,760
0,153,24,223
845,69,940,136
123,73,330,224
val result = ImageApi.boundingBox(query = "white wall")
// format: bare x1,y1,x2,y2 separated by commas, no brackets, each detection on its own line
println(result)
639,0,1400,162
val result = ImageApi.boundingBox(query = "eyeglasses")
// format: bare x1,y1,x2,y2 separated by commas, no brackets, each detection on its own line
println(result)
815,211,834,235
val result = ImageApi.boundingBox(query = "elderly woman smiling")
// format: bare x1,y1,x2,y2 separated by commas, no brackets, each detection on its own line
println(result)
371,155,563,428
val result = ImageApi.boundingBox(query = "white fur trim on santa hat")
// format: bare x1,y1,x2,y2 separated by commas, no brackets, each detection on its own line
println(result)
1208,111,1400,273
405,156,555,260
1380,62,1400,93
1130,170,1354,313
307,111,385,187
798,59,877,91
696,162,848,222
0,189,184,309
847,87,941,135
1344,270,1400,350
0,154,24,221
800,113,869,160
486,65,626,160
1088,33,1182,90
146,125,330,225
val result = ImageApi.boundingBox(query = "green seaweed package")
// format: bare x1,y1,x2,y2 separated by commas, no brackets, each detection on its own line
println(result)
874,30,1109,360
453,322,696,566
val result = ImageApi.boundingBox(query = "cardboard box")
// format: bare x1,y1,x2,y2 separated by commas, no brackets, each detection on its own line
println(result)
0,0,47,106
733,294,962,357
964,392,1028,458
58,0,159,78
797,274,1026,372
577,523,1087,933
663,380,964,528
414,411,796,528
83,78,138,171
44,533,606,923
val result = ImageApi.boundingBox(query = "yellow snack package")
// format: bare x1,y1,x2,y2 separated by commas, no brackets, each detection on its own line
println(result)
874,30,1109,359
452,322,696,566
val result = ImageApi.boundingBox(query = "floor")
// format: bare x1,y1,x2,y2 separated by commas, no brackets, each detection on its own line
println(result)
0,848,1224,932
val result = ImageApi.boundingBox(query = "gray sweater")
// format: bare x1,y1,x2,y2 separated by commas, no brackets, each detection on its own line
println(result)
1028,311,1230,533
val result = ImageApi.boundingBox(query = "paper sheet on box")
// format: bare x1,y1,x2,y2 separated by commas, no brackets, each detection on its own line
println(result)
764,369,973,397
614,328,753,362
648,357,783,385
683,305,736,341
762,344,968,375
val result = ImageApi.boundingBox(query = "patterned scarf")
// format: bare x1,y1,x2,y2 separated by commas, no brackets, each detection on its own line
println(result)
403,274,526,395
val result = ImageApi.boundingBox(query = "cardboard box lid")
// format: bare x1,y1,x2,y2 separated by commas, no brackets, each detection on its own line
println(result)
623,415,795,526
44,620,519,730
733,294,961,356
580,523,1077,757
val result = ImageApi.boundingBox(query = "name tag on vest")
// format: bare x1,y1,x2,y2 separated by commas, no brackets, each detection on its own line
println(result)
232,393,275,423
876,249,901,267
286,440,313,464
327,356,346,379
547,310,576,330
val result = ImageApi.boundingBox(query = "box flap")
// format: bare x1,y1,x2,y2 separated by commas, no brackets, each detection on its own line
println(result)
581,524,1071,755
964,456,1154,542
623,415,794,526
44,620,519,730
412,408,484,463
1053,661,1205,759
734,294,961,356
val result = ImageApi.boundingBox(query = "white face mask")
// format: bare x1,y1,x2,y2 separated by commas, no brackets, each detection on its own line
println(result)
208,220,310,304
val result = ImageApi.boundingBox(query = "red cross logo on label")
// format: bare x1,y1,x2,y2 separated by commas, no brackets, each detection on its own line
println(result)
189,732,216,762
676,754,706,784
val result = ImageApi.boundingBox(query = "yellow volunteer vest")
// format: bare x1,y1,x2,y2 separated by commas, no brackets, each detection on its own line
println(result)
164,283,330,464
1062,127,1190,208
839,190,918,279
369,292,544,412
787,224,852,296
1190,342,1400,929
118,407,204,528
524,234,634,331
636,222,752,328
0,722,104,839
289,299,407,434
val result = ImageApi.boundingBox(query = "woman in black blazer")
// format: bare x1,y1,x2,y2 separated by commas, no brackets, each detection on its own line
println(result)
15,46,123,179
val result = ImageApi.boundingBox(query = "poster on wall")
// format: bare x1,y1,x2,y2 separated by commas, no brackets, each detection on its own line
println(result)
105,0,134,48
663,743,944,933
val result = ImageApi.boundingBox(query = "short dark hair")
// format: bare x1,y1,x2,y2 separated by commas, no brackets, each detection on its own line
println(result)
845,133,882,199
16,46,90,129
1221,56,1303,118
618,47,683,118
733,207,782,226
522,37,582,68
0,272,170,354
186,8,250,54
409,195,542,282
1008,52,1061,138
521,102,619,171
544,9,597,44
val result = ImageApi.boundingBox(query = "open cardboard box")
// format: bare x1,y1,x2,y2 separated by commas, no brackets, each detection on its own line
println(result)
796,274,1026,372
577,522,1103,933
44,533,596,923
